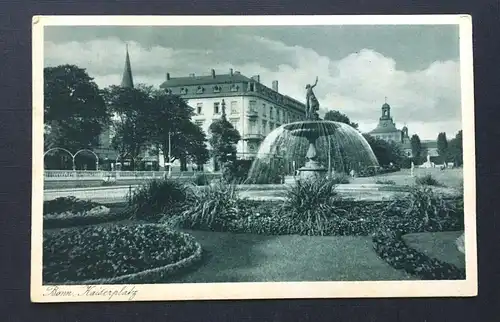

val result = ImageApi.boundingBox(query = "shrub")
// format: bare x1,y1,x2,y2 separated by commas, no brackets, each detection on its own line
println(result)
415,174,443,187
281,178,347,235
44,196,99,215
375,179,397,185
43,224,201,284
127,179,191,221
179,181,240,230
193,173,210,186
384,186,463,233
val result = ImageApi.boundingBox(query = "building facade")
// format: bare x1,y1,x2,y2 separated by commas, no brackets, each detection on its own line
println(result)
97,48,306,171
368,101,438,159
159,69,306,160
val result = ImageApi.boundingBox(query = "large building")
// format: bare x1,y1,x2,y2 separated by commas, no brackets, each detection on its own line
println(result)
159,68,306,160
97,47,306,171
368,101,438,158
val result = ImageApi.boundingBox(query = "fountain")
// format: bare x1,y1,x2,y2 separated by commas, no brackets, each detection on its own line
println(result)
246,76,379,183
285,121,332,180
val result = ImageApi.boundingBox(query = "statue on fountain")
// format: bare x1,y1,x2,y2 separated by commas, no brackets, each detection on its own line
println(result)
305,76,319,120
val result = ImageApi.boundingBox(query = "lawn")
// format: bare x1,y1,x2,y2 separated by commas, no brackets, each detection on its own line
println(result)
402,231,465,269
353,168,463,188
169,229,415,283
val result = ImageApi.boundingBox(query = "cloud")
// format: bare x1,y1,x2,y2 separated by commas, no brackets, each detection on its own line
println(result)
44,34,462,139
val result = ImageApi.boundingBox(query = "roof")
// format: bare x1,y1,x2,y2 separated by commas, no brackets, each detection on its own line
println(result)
121,46,134,88
160,73,253,88
369,121,400,134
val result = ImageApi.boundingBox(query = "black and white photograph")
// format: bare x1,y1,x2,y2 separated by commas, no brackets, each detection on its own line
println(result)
31,15,476,302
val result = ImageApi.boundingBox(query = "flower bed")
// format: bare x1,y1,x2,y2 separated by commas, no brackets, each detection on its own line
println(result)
43,197,126,228
372,229,465,280
43,224,202,284
165,198,392,236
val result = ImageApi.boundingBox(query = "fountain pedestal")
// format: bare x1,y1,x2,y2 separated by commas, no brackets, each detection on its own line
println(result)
286,122,328,181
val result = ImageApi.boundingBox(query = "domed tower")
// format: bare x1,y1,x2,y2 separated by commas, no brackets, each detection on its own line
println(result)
368,99,401,143
401,125,409,143
381,102,391,120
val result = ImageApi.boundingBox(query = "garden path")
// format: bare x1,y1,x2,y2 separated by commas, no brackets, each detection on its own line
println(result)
169,229,416,283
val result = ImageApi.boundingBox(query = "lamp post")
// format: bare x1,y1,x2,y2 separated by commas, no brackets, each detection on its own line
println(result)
168,131,172,178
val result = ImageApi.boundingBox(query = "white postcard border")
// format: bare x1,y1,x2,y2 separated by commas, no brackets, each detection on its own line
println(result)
31,14,477,302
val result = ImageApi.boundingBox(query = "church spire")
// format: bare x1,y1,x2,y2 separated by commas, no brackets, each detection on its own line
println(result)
121,44,134,88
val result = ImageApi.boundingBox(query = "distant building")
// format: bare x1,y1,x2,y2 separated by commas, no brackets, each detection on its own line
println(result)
159,69,306,160
368,101,438,159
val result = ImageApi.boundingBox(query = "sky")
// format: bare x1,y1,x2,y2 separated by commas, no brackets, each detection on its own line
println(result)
44,25,462,140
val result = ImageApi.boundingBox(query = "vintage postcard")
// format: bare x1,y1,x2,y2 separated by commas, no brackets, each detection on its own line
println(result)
31,15,477,302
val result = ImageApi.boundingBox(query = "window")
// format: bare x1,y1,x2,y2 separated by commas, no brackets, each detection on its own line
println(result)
249,120,256,133
262,120,267,133
196,103,203,115
230,84,239,92
213,85,221,93
230,101,238,114
276,108,280,121
270,106,274,119
249,100,257,113
180,87,188,94
249,83,255,91
195,120,204,127
263,104,267,117
230,118,239,129
270,123,274,131
214,102,220,114
196,86,204,94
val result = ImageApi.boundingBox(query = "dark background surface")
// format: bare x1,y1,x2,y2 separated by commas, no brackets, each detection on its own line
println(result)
1,0,499,321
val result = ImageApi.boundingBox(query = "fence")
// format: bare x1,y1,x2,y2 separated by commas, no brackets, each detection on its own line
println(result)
44,170,210,181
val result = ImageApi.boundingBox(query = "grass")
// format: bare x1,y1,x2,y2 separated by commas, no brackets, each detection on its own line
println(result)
402,231,465,269
353,168,463,188
169,229,414,283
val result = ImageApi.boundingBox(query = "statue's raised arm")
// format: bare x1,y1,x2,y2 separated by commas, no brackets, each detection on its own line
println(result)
311,76,318,88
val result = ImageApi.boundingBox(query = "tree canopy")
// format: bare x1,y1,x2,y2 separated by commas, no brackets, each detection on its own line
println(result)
362,134,405,166
102,85,209,170
44,65,109,152
208,115,241,169
100,84,154,167
447,130,463,166
323,110,359,129
410,134,422,161
437,132,448,158
147,90,209,170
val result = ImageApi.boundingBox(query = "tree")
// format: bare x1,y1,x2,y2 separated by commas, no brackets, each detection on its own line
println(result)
323,110,359,129
410,134,422,161
44,65,109,152
208,115,241,172
147,90,209,171
437,132,448,158
363,134,406,166
448,130,463,166
101,85,153,169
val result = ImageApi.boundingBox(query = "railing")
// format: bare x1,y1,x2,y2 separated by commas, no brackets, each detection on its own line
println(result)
45,170,170,181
